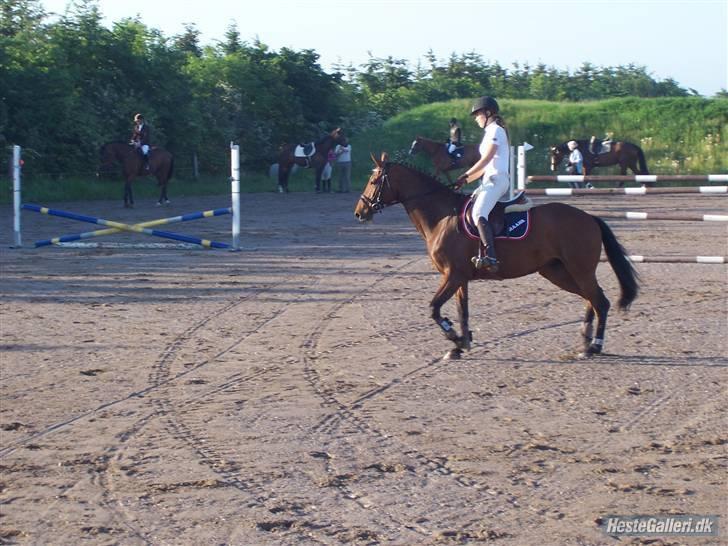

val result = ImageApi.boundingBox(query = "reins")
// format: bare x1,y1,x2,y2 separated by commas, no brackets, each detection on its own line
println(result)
358,162,459,214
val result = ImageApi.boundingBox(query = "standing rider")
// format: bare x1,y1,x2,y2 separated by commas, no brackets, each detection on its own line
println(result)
455,96,510,272
131,113,151,170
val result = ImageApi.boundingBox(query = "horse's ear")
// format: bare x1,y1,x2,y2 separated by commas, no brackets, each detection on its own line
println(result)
380,152,389,163
370,152,380,168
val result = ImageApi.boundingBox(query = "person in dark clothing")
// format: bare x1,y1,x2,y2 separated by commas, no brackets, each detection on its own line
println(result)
447,118,463,166
131,113,151,170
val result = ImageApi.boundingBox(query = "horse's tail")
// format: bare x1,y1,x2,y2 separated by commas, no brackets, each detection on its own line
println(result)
636,146,649,174
594,216,639,310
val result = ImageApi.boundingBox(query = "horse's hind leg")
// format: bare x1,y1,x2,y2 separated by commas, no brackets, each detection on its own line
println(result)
158,179,170,206
560,262,611,355
538,261,604,354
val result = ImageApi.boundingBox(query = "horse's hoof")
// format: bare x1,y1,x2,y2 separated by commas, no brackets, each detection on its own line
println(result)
576,351,594,359
578,344,602,359
444,348,462,360
277,185,284,193
156,202,161,207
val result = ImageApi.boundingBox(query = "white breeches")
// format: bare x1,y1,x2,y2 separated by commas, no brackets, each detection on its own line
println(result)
471,174,510,223
447,143,457,153
141,144,150,155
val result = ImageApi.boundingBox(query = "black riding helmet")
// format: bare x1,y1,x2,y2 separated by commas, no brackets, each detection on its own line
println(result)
470,96,499,116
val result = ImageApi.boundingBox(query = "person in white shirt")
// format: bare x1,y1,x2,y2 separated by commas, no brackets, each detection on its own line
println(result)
567,140,583,173
334,142,352,193
566,140,592,188
455,96,510,271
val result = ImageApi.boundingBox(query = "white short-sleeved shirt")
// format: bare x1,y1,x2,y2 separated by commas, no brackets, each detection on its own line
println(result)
479,124,510,179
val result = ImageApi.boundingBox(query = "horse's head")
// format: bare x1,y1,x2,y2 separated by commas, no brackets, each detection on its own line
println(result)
549,145,565,172
354,152,397,222
409,137,422,156
331,127,347,146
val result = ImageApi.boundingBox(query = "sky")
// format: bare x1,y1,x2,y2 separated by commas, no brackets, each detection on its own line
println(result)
39,0,728,97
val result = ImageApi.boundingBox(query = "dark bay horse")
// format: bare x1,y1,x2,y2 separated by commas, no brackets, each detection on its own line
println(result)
276,128,347,193
550,139,649,186
99,142,174,208
409,136,480,183
354,153,639,360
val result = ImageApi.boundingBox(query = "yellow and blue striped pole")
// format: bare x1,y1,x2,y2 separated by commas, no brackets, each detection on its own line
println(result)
23,204,232,249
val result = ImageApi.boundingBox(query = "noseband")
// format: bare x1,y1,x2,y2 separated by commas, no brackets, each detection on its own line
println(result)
358,169,395,213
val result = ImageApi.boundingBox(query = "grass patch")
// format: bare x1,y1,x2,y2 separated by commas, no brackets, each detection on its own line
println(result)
1,169,324,205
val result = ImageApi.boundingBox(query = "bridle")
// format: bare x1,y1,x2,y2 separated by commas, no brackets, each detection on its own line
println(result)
357,162,459,215
358,167,393,214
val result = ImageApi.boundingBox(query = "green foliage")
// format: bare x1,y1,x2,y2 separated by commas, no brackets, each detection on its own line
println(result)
2,0,725,203
348,97,728,187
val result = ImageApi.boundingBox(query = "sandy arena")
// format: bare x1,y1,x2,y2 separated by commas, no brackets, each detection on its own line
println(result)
1,189,726,545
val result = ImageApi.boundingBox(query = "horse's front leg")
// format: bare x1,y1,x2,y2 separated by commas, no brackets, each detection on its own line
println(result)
430,274,465,359
449,283,472,359
124,179,133,208
314,164,323,193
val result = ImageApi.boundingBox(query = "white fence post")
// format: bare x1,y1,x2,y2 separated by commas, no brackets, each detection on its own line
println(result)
230,142,241,251
12,145,22,248
517,142,534,191
509,145,515,199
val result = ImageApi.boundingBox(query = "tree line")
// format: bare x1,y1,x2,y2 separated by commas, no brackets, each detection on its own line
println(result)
2,0,722,177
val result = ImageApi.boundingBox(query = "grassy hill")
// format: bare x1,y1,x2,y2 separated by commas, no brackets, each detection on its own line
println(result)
6,97,726,204
348,97,728,188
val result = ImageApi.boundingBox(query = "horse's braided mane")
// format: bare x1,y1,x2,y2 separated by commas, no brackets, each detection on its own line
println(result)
388,159,448,186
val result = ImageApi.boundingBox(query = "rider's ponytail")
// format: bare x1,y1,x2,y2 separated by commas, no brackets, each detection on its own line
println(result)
492,114,510,143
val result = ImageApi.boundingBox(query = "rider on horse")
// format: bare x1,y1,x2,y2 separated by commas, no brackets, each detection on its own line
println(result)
447,118,463,167
455,96,511,272
131,113,151,170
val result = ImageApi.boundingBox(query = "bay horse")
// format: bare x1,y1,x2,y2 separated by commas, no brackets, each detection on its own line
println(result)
276,128,347,193
550,139,649,186
354,153,639,360
99,142,174,208
409,136,480,183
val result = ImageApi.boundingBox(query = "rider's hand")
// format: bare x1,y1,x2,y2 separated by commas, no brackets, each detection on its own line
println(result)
454,173,468,190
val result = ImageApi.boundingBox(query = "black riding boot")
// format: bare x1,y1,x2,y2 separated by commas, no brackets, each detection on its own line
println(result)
472,217,499,271
144,153,150,171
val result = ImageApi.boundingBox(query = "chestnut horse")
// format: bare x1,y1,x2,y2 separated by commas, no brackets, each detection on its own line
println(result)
550,140,649,186
99,142,174,208
276,128,347,193
354,153,639,360
409,136,480,182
